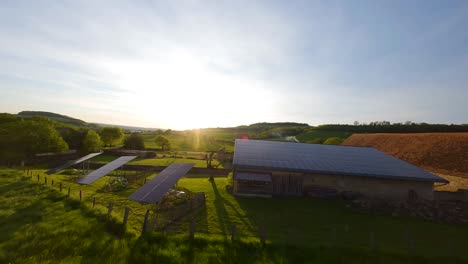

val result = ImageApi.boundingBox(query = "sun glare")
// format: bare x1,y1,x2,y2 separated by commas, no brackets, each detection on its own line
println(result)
100,51,278,129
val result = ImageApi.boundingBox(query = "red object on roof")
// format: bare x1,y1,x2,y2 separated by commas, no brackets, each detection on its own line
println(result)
242,135,249,140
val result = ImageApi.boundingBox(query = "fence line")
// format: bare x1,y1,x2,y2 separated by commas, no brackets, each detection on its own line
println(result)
16,170,462,257
20,171,275,245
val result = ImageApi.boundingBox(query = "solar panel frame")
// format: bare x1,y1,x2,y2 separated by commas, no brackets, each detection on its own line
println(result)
46,152,103,175
128,163,194,203
233,139,448,183
77,156,137,184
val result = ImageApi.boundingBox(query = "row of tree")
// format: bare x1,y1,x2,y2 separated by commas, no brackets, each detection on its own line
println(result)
316,122,468,133
1,113,175,164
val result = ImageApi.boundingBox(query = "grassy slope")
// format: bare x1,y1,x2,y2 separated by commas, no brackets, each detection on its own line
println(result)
1,168,468,263
296,130,352,143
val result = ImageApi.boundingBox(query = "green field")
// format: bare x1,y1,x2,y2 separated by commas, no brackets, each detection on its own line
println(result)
1,168,468,263
90,154,221,168
296,130,352,143
139,130,235,152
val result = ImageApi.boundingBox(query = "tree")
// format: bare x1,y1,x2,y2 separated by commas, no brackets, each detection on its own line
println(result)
154,135,171,150
0,119,69,163
81,130,103,154
124,134,145,150
100,127,124,147
57,127,87,150
323,137,344,145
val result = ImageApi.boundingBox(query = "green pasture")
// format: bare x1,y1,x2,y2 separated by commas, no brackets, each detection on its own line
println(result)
296,130,352,144
90,154,221,168
138,130,235,152
1,168,467,263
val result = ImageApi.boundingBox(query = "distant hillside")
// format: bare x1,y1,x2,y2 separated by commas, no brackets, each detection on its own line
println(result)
17,111,90,127
343,133,468,177
92,123,161,131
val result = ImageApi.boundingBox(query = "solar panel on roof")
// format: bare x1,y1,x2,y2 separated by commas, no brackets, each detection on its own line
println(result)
128,163,194,203
46,152,102,175
233,139,448,183
77,156,137,184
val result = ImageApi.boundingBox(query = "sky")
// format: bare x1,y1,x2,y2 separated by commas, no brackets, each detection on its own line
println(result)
0,0,467,130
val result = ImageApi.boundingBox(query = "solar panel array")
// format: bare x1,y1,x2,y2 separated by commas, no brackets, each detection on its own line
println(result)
233,139,448,183
46,152,103,175
77,156,137,184
128,163,194,203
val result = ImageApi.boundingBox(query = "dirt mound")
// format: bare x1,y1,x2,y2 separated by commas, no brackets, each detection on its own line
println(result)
343,133,468,177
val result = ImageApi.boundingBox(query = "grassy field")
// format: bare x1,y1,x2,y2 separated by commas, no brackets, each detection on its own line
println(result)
139,130,236,152
90,154,221,168
296,130,352,143
1,168,468,263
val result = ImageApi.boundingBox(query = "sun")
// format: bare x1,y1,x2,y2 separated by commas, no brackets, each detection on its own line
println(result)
100,52,279,129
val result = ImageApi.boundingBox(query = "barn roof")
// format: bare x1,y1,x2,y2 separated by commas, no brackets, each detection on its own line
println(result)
233,139,448,183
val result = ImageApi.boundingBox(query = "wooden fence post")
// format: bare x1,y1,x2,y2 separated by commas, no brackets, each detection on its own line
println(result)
141,209,150,235
92,197,96,208
331,227,337,246
59,183,62,192
123,207,130,226
107,202,113,217
37,174,40,182
260,226,266,246
51,179,54,186
405,229,413,256
189,218,196,241
67,186,71,197
79,190,82,201
231,224,236,241
44,177,47,184
369,231,376,252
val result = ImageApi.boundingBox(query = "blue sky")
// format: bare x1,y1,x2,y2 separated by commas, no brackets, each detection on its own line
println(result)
0,0,467,129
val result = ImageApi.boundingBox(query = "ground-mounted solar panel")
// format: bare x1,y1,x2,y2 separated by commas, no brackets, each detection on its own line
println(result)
77,156,137,184
46,152,103,175
233,139,448,183
128,163,194,203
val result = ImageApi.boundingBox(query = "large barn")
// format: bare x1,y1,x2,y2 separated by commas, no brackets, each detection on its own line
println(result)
232,139,448,200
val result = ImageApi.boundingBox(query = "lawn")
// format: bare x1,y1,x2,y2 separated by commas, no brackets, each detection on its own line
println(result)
1,168,467,263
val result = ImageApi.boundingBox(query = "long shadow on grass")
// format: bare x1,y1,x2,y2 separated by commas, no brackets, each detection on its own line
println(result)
0,185,63,244
210,179,232,237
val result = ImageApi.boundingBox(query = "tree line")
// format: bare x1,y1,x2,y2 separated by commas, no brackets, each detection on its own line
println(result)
0,113,175,165
315,121,468,133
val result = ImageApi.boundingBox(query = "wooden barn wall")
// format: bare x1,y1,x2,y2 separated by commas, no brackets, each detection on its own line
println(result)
303,173,434,200
234,167,435,200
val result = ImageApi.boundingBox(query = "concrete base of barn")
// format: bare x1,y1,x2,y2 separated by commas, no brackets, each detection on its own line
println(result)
234,192,272,198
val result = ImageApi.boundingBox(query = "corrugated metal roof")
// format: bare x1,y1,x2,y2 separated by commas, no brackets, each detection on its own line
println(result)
128,163,194,203
235,172,272,182
233,139,448,183
77,156,137,184
46,152,102,175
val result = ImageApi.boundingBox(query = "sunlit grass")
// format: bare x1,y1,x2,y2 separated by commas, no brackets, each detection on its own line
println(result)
1,168,468,263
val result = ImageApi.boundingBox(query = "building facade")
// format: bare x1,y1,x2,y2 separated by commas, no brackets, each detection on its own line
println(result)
232,139,448,200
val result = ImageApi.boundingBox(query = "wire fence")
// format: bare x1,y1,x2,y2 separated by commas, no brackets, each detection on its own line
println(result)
16,169,468,259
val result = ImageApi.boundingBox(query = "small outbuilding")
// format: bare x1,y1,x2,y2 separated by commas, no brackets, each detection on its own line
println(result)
232,139,448,200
